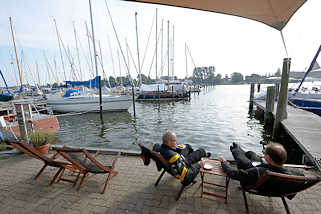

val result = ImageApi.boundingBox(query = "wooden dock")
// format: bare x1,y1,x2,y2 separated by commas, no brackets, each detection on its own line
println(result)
254,100,321,170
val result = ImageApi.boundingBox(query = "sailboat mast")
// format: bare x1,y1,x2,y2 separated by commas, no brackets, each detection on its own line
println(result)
85,22,94,79
117,50,122,87
172,25,174,80
167,20,169,85
88,2,98,78
53,19,67,81
9,17,24,96
73,21,82,81
36,61,41,86
88,0,103,120
185,43,187,79
155,8,158,80
135,12,142,86
161,20,163,78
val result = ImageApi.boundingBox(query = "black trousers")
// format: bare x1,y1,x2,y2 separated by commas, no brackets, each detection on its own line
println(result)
185,148,206,166
181,148,206,186
231,145,262,170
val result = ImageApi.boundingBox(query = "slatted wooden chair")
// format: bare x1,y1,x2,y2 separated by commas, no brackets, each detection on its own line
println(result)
241,170,321,214
9,141,77,185
55,147,120,194
139,144,194,201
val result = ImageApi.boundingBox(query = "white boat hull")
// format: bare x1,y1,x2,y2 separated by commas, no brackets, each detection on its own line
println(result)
46,94,132,113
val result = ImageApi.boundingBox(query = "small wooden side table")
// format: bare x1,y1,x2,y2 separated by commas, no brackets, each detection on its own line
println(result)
200,159,231,203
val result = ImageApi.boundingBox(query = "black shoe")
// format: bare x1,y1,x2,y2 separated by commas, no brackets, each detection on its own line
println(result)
230,145,234,152
206,152,211,158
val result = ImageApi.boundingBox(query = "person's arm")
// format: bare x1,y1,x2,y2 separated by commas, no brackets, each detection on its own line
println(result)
220,157,259,185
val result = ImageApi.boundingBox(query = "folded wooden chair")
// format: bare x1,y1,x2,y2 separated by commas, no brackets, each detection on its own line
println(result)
55,147,120,194
242,170,321,214
139,144,192,201
9,141,77,185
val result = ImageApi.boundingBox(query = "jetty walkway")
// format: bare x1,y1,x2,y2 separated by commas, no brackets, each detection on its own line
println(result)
254,100,321,170
0,153,320,214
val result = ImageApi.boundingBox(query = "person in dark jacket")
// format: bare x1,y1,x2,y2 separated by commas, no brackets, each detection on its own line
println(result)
219,142,304,188
159,130,210,186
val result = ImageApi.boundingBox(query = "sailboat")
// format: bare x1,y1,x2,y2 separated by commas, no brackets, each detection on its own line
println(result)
45,77,132,113
46,1,133,113
0,69,14,102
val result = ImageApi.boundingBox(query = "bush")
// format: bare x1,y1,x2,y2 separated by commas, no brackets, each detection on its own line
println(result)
28,130,58,147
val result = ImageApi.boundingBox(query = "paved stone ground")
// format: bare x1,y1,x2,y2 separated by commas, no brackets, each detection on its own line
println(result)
0,153,320,214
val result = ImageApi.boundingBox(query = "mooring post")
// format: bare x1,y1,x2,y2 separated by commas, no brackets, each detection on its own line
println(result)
257,83,261,92
275,83,280,101
249,83,255,112
157,85,160,105
172,86,174,98
131,85,136,118
272,58,291,139
264,86,276,125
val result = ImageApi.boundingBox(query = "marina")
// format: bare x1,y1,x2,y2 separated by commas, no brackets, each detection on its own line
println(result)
1,0,321,213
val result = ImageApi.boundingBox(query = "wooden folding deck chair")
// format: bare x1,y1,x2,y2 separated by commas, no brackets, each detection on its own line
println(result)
241,170,321,214
139,144,192,201
55,147,120,194
9,141,77,185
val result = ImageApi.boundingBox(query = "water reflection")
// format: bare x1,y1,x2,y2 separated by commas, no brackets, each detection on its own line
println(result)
56,85,268,158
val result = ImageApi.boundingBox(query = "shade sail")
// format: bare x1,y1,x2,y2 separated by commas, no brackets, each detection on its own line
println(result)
123,0,307,31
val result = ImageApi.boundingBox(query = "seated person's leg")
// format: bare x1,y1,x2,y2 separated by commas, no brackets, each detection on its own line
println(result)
230,143,253,170
181,163,201,186
245,151,262,162
185,148,206,165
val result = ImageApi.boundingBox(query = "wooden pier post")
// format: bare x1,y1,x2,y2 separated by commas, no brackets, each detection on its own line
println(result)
273,58,291,138
131,85,136,118
264,86,275,125
257,83,261,92
249,83,255,112
275,83,280,101
172,86,174,98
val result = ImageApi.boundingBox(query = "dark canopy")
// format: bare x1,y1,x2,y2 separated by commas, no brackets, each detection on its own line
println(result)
123,0,307,31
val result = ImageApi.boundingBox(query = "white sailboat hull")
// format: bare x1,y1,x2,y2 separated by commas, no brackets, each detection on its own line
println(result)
46,94,132,113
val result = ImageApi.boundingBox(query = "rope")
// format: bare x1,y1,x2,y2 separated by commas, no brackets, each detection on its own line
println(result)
280,31,289,57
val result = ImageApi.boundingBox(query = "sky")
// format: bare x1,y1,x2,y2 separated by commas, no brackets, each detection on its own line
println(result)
0,0,321,87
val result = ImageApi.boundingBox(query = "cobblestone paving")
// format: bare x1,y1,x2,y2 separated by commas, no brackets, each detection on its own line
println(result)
0,153,320,214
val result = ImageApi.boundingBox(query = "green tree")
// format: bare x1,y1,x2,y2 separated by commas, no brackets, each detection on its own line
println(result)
231,72,244,82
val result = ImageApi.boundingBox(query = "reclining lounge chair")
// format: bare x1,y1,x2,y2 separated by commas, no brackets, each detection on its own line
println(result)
55,147,120,194
242,170,321,214
139,144,193,201
9,141,77,185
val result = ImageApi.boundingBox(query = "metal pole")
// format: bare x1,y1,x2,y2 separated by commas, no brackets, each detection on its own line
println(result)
135,12,142,86
132,85,136,118
9,17,24,98
167,20,169,85
53,19,67,81
155,8,158,80
88,0,103,121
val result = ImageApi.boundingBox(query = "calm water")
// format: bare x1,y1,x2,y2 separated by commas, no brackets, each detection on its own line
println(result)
56,85,267,159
